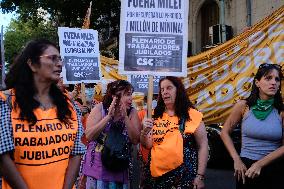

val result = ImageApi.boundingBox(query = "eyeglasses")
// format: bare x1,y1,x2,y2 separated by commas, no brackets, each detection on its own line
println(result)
39,54,63,63
259,63,281,70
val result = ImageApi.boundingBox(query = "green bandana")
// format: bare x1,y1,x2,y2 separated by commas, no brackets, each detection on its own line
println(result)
251,98,274,120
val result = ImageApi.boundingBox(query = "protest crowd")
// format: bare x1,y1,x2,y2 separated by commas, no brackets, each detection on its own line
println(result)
0,39,284,189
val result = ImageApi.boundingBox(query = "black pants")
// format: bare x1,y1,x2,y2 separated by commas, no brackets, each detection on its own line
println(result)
236,157,284,189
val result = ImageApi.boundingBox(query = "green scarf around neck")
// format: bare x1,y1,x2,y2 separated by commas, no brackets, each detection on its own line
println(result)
251,98,274,120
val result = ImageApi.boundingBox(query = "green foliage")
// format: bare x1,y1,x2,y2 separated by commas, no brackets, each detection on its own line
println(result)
0,0,120,36
4,18,58,67
1,0,121,59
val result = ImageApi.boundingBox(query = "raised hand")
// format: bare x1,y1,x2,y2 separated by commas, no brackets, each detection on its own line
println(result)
70,84,80,99
108,96,117,118
119,101,128,119
81,105,90,115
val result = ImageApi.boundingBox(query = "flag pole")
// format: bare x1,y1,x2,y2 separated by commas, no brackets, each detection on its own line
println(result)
81,1,93,106
147,75,154,119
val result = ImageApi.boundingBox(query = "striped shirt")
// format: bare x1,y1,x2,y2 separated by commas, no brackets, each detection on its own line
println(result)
0,98,86,156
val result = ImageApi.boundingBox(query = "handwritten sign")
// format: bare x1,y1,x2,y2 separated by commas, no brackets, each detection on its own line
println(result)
58,27,102,84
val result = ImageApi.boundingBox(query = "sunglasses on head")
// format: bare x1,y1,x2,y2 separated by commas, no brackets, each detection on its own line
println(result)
259,63,281,70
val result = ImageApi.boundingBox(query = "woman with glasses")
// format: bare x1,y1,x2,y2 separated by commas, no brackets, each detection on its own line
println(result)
82,80,141,189
140,76,208,189
0,39,85,189
221,63,284,189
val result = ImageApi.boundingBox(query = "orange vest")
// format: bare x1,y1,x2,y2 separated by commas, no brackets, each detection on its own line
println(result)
1,91,79,189
0,92,5,100
150,108,203,177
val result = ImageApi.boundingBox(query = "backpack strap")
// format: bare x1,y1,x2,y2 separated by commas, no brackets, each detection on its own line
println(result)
101,103,106,118
96,104,107,144
178,117,185,133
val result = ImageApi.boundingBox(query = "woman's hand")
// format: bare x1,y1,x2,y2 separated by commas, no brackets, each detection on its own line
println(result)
140,117,154,149
120,101,128,119
142,117,153,134
69,84,80,100
245,161,262,179
72,84,80,96
193,176,205,189
81,105,90,115
233,158,247,184
107,97,117,118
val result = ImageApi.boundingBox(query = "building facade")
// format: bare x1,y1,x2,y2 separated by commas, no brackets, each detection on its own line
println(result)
188,0,284,55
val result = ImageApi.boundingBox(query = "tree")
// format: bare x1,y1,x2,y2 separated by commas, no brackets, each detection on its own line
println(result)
4,18,58,67
1,0,121,58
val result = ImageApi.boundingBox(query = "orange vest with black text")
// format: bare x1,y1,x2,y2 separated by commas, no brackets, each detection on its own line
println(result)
150,108,203,177
1,90,78,189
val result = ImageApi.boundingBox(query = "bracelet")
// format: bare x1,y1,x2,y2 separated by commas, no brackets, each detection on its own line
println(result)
196,173,205,180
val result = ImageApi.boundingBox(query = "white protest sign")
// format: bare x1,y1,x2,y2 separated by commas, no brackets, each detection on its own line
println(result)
119,0,189,76
58,27,102,84
128,75,163,94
